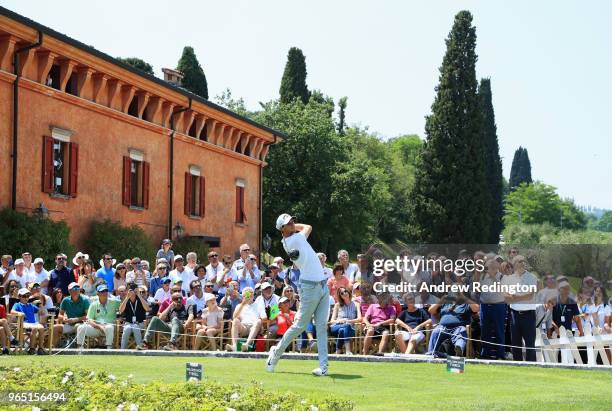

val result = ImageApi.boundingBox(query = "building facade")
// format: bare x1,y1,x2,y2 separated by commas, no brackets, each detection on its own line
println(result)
0,7,283,257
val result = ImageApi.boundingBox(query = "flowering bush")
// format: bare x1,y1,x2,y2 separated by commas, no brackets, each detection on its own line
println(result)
0,366,353,411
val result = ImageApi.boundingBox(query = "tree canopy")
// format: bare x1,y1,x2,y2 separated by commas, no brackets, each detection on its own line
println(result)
117,57,154,75
509,146,533,190
177,46,209,99
279,47,310,104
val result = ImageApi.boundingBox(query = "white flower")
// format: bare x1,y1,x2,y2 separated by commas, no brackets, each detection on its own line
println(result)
310,406,319,411
271,405,279,411
300,400,307,405
75,397,83,402
116,403,125,410
88,371,96,378
65,371,74,377
226,408,236,411
128,404,139,411
108,374,116,381
121,380,128,386
61,376,69,385
12,367,21,372
32,407,41,411
230,393,240,401
127,374,134,379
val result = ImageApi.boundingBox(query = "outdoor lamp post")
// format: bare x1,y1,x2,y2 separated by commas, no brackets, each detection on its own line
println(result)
262,233,272,265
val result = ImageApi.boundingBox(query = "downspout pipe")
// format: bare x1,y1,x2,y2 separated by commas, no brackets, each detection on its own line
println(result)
168,97,192,238
12,31,43,210
259,134,277,260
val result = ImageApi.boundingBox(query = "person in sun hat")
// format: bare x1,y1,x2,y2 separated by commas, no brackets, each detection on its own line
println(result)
71,252,89,280
266,213,330,376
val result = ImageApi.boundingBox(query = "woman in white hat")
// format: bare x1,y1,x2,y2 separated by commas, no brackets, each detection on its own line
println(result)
71,252,89,280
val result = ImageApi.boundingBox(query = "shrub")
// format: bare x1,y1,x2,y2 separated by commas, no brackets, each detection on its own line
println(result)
171,236,209,264
84,219,155,265
0,207,75,263
0,365,353,411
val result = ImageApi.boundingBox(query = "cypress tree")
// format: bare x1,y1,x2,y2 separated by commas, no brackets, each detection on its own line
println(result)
279,47,310,104
337,96,347,135
509,147,533,190
177,46,208,99
407,11,489,244
478,78,504,243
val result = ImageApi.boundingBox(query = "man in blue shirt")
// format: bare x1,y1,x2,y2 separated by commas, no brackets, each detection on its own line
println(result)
48,254,74,296
427,294,479,358
11,288,46,354
96,254,116,293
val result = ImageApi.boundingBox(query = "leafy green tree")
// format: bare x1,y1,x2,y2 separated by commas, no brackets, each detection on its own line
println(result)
594,210,612,232
117,57,154,75
407,11,489,243
337,97,348,135
504,182,586,229
509,147,532,190
177,46,208,99
279,47,310,104
479,78,504,243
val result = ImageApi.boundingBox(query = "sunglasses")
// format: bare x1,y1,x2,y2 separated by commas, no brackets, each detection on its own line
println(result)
340,291,349,295
285,289,293,293
241,249,250,252
56,257,66,261
193,284,202,288
158,267,167,270
209,254,219,258
104,257,113,260
205,284,213,288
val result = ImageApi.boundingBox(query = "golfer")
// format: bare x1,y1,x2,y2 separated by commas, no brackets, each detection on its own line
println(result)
266,213,329,376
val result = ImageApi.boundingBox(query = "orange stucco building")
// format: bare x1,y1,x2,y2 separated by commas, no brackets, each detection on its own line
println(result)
0,7,284,257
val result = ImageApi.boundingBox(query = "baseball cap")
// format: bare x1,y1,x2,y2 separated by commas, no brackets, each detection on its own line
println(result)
558,280,571,290
14,258,25,265
352,283,361,290
261,282,272,290
204,293,216,303
275,213,294,231
161,277,172,284
68,282,80,291
269,263,279,269
33,257,44,265
18,287,30,296
173,278,183,284
254,283,262,290
162,238,172,245
279,296,289,304
174,254,184,261
96,284,109,293
28,282,41,290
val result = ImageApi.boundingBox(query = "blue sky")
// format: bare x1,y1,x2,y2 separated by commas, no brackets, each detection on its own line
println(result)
3,0,611,209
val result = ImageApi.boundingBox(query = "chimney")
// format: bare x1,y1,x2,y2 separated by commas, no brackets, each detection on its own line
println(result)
162,68,183,86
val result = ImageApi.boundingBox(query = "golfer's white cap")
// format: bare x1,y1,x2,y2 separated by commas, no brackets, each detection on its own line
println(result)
275,213,294,231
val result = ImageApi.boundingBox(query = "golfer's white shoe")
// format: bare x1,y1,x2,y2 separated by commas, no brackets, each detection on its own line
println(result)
266,345,278,372
311,367,328,376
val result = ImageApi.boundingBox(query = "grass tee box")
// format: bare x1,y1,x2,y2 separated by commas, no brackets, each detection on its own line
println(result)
2,355,612,410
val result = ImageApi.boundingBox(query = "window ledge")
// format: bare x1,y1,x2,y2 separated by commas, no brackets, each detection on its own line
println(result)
128,206,145,212
188,215,202,220
235,222,247,228
49,193,70,200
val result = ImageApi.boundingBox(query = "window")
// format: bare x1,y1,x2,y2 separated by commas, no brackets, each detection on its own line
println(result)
42,132,78,197
47,64,60,90
122,151,149,209
235,179,246,223
184,166,205,217
65,72,78,96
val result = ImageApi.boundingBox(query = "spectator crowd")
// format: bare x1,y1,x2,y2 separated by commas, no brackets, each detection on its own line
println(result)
1,242,611,364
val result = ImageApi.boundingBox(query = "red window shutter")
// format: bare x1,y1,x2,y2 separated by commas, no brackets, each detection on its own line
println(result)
42,136,54,193
184,172,192,215
142,161,150,209
122,156,131,206
68,142,79,197
240,187,247,222
199,176,205,217
235,186,241,222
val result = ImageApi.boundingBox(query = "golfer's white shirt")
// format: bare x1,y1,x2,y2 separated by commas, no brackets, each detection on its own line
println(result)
282,231,324,282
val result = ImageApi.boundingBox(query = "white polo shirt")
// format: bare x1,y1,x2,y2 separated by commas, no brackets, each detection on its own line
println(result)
170,267,196,295
502,271,538,311
281,231,324,282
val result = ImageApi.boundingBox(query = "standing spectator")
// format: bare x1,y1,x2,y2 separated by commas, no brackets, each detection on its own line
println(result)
329,287,361,354
479,258,506,360
77,260,101,297
273,257,286,273
537,274,558,304
362,292,396,356
327,263,351,302
96,254,116,293
551,281,584,337
71,252,89,281
226,287,264,352
48,254,73,296
0,255,11,277
232,244,261,291
204,251,223,292
11,259,28,288
170,255,196,296
337,250,358,281
283,263,301,293
195,293,223,350
214,255,236,299
126,258,148,287
76,284,121,350
141,292,195,351
149,261,169,298
187,280,206,314
58,282,90,348
29,258,50,295
156,239,175,267
219,281,242,320
317,253,333,280
11,288,46,354
590,286,610,330
503,255,538,362
186,252,198,272
395,294,431,354
428,296,479,358
113,263,128,292
355,283,378,317
21,252,36,279
193,264,206,283
267,263,286,296
415,281,439,311
353,254,373,284
576,287,593,330
119,283,150,349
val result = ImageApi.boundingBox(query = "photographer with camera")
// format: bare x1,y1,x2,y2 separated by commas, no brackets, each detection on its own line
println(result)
219,280,242,320
266,214,330,376
232,244,260,292
427,292,479,358
119,282,150,349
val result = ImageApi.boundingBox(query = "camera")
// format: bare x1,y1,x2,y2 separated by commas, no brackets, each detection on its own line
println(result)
288,249,300,261
128,282,138,291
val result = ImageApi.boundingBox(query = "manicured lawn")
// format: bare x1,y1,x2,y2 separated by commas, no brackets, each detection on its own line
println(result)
3,355,611,410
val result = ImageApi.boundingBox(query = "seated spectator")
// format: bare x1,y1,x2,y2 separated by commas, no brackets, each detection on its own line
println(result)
254,282,280,336
119,283,150,349
282,286,299,311
275,296,295,339
428,295,479,358
113,263,128,293
58,282,90,348
50,288,64,311
158,284,187,313
153,278,172,303
2,280,20,313
355,282,377,317
29,282,62,346
203,281,216,297
11,288,46,355
76,284,121,350
317,253,333,280
267,263,286,296
77,260,102,297
329,287,361,355
219,281,242,320
126,258,148,287
537,274,558,304
362,292,396,356
141,291,195,351
328,263,351,302
225,287,264,352
116,285,128,302
29,258,49,295
148,261,169,299
186,280,206,314
415,281,439,310
195,293,224,350
395,294,432,354
0,297,18,353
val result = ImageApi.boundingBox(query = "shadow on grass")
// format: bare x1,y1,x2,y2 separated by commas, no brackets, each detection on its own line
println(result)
277,371,362,380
